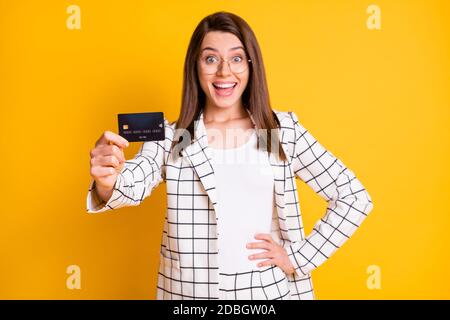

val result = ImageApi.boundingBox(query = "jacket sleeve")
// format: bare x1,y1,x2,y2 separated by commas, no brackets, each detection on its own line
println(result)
86,123,168,214
285,111,374,278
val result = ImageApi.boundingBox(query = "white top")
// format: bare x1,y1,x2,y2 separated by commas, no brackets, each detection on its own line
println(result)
209,129,275,273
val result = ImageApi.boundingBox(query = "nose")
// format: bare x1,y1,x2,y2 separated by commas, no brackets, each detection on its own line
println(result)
216,60,232,76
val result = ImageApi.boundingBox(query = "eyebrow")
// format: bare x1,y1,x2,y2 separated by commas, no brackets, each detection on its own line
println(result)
200,46,245,53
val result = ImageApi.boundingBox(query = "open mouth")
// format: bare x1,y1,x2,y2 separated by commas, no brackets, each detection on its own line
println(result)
212,82,237,97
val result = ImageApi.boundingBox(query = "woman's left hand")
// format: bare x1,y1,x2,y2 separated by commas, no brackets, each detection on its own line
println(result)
247,233,296,275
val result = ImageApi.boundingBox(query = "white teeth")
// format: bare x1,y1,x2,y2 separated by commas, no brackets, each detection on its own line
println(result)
213,83,236,89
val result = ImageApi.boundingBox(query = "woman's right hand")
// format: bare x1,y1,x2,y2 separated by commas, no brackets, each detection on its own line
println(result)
89,131,129,197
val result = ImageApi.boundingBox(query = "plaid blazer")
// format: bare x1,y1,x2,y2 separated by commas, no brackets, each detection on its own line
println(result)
86,108,374,300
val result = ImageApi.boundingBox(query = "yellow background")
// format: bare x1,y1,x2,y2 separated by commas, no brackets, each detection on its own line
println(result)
1,0,449,299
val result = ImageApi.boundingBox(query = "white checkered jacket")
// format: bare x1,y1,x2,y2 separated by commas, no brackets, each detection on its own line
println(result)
86,108,374,300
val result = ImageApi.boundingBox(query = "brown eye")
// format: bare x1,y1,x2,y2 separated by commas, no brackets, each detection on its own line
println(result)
205,56,218,64
232,56,243,63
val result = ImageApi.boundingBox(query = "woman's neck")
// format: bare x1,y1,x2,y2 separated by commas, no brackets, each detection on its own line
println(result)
203,101,248,124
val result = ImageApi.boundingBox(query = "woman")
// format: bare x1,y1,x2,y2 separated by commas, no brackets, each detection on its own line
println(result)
87,11,374,300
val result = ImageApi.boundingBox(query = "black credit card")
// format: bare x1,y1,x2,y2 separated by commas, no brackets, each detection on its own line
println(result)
118,112,165,142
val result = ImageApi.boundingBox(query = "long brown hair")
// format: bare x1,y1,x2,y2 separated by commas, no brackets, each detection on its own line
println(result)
171,11,287,162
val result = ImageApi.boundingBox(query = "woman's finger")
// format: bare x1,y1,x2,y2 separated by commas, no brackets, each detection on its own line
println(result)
90,165,116,178
99,144,125,163
254,233,274,243
100,155,121,168
257,259,274,268
246,241,272,250
249,251,273,260
91,155,119,168
96,130,129,149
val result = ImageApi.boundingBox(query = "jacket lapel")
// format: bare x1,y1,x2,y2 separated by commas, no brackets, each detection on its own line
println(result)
180,108,289,231
266,118,290,234
181,110,219,215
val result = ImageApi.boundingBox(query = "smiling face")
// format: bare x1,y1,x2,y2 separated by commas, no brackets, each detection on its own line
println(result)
197,31,250,110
